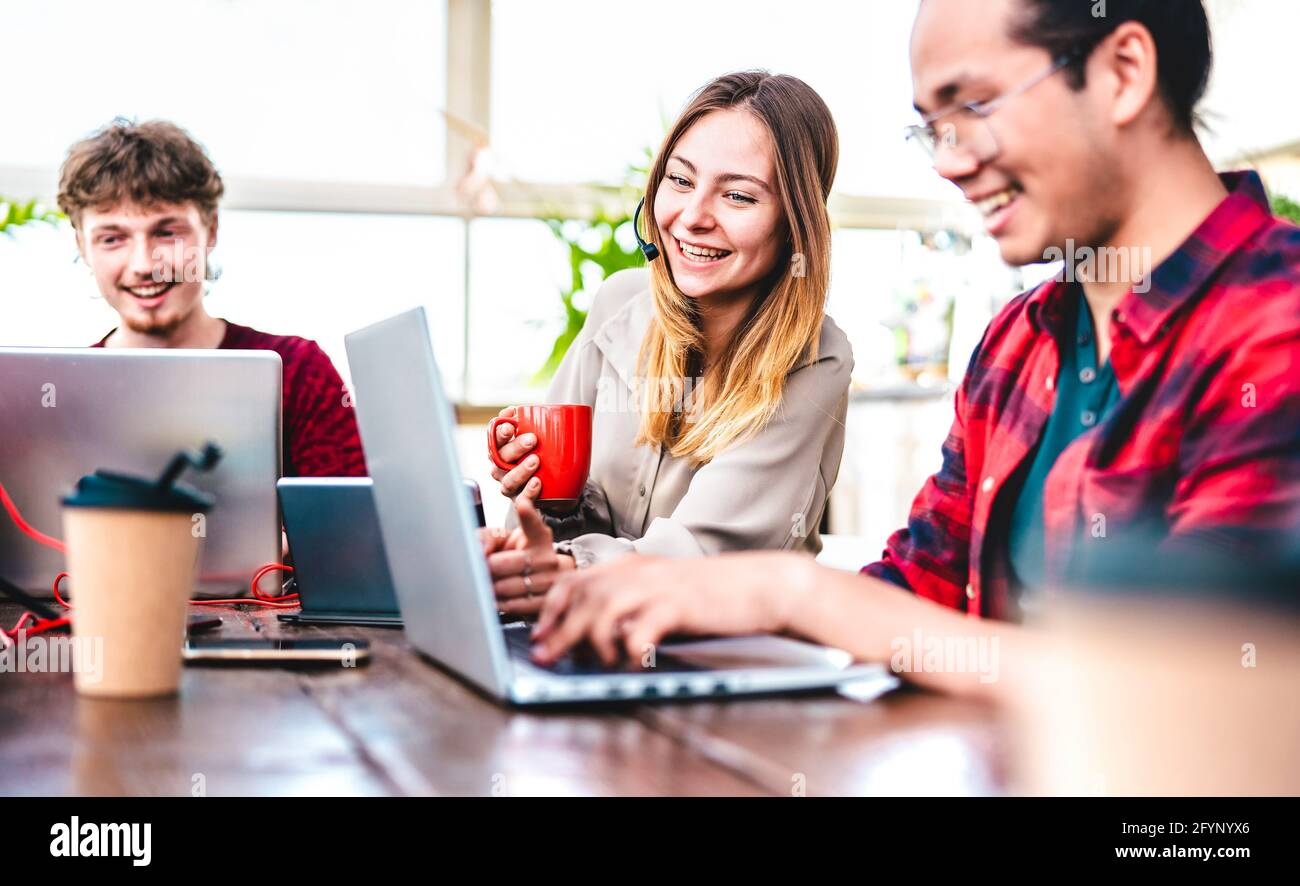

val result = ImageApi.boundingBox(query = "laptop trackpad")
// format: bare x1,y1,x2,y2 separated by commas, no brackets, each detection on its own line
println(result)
657,635,856,671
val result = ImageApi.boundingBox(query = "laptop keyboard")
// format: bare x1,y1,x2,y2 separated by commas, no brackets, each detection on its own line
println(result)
502,624,700,676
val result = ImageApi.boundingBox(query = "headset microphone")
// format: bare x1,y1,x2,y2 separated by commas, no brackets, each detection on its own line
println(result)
633,198,660,262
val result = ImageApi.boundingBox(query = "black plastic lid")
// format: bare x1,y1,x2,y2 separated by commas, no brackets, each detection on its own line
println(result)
61,443,222,513
62,470,214,513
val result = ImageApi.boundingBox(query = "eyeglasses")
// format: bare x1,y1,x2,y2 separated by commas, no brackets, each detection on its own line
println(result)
905,53,1075,165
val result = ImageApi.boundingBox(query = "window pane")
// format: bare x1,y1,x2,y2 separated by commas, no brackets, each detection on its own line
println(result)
0,221,105,347
2,0,446,186
0,212,466,395
829,227,1026,387
1202,0,1300,162
211,212,466,392
490,0,955,200
464,217,573,404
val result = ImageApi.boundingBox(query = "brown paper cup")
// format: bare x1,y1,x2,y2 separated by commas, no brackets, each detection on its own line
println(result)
62,508,202,698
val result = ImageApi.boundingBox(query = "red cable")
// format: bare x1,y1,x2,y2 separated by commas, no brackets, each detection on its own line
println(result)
0,479,78,639
5,611,32,639
18,617,70,637
50,566,298,610
189,563,298,608
3,608,70,640
52,572,71,608
0,480,65,553
1,480,300,640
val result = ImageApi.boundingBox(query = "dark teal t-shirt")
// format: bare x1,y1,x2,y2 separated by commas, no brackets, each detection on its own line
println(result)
1008,286,1122,591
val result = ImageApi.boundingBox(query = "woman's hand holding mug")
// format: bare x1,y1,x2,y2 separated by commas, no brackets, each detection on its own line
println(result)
488,406,541,502
487,404,592,513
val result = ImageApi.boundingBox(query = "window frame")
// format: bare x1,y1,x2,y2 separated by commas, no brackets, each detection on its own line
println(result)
0,0,975,406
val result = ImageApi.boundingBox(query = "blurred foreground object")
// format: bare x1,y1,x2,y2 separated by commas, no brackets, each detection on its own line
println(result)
1012,536,1300,795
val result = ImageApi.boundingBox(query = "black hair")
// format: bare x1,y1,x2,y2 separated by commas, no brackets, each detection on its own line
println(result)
1009,0,1213,133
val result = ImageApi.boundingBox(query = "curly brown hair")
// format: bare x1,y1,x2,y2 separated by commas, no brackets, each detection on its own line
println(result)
58,118,224,230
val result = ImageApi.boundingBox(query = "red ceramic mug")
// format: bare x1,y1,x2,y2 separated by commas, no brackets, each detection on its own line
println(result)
487,404,592,511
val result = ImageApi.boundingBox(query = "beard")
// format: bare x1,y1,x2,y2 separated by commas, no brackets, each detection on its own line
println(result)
114,280,203,339
122,312,187,337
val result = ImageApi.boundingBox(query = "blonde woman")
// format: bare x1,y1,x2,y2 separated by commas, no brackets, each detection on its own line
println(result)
484,71,852,614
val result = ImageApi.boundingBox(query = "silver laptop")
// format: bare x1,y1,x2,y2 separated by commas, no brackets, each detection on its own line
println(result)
277,477,487,627
345,307,886,705
0,347,281,595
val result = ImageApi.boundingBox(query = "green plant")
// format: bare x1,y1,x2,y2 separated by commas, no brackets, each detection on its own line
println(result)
0,196,63,234
533,212,645,382
533,150,653,382
1271,193,1300,225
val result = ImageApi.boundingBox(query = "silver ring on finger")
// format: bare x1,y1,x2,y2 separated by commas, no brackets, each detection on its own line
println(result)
523,573,536,596
522,550,533,577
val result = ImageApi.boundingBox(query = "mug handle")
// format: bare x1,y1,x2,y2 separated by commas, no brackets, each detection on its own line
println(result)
486,417,520,472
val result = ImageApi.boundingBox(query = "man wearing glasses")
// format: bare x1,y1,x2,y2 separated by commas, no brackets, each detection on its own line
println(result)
526,0,1300,696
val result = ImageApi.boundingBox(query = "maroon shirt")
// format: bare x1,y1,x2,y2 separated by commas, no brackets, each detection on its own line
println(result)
94,320,367,477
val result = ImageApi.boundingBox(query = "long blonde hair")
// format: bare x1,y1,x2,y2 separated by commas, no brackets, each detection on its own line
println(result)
636,71,838,464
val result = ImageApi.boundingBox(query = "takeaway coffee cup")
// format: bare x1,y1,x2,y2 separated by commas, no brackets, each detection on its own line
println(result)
61,444,221,698
487,405,592,512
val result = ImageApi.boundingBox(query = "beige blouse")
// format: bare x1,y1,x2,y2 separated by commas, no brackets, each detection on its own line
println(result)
516,267,852,568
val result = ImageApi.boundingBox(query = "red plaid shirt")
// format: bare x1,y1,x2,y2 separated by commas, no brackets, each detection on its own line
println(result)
863,171,1300,620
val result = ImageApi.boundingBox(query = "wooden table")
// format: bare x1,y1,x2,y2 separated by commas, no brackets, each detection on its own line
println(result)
0,602,1008,796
